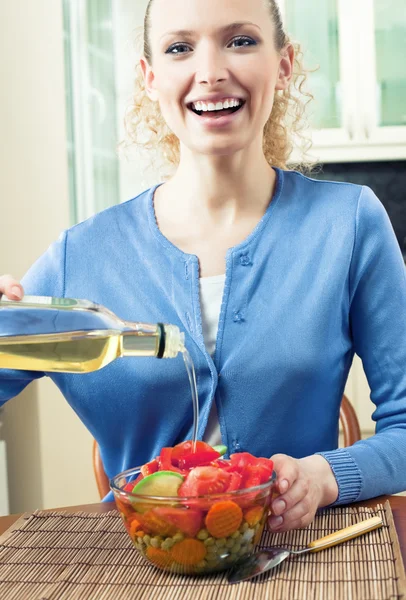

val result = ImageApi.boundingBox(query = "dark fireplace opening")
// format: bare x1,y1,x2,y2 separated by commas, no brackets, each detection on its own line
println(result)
312,161,406,261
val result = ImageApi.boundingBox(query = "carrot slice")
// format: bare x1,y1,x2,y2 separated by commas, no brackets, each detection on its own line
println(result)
129,518,142,539
134,530,145,538
205,500,243,538
170,538,207,565
244,505,264,527
146,546,173,568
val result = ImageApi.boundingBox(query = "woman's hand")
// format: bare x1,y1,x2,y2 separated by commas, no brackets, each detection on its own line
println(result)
0,275,24,300
268,454,339,532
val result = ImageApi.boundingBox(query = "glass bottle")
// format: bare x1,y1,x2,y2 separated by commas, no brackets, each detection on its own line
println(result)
0,295,185,373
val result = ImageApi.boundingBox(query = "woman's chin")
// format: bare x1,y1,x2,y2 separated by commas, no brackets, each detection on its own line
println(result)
186,140,250,159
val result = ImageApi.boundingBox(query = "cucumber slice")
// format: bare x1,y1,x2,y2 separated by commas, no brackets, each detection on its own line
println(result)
213,444,227,456
132,471,184,497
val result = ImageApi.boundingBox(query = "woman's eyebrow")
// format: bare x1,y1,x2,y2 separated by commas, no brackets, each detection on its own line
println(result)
160,21,261,41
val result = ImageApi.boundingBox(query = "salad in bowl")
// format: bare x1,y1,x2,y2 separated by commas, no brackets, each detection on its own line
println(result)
110,441,276,575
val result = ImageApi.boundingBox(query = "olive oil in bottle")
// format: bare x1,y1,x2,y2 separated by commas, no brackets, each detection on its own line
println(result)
0,296,184,373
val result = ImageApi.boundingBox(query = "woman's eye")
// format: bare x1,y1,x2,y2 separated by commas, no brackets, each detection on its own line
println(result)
165,43,192,55
228,36,257,48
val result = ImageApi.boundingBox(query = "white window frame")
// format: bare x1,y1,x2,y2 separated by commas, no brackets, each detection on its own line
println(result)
279,0,406,163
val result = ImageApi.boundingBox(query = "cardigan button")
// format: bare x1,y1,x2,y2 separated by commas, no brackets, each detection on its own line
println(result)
232,440,241,451
239,253,251,266
233,311,244,323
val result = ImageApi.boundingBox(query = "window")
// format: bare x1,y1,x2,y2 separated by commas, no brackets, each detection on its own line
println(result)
63,0,120,224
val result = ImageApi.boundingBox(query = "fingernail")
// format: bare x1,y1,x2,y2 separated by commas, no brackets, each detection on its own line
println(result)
11,286,22,299
269,516,283,530
279,479,289,493
272,499,286,515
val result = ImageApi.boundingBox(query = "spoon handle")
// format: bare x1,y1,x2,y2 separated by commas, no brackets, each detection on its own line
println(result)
308,516,383,552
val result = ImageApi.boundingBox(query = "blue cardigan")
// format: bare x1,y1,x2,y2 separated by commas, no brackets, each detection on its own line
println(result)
1,168,406,504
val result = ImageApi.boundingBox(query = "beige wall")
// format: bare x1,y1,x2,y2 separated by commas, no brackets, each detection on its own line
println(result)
0,0,98,513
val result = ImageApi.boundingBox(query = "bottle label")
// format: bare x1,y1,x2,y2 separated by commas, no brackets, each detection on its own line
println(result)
1,296,79,307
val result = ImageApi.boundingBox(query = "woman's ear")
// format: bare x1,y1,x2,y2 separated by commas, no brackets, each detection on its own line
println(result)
140,57,159,102
275,43,294,91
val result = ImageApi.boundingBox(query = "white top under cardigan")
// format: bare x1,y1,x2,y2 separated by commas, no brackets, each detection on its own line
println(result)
199,274,226,448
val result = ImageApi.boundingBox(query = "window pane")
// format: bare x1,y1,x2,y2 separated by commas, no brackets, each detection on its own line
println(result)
62,0,77,224
285,0,341,130
63,0,120,224
87,0,120,213
374,0,406,126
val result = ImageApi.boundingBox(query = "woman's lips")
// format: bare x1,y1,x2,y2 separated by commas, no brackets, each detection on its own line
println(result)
187,102,245,128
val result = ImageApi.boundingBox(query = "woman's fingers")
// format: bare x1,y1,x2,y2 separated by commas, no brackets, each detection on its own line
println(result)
0,274,24,300
269,505,314,532
274,477,310,514
270,453,299,495
268,454,324,532
268,478,315,531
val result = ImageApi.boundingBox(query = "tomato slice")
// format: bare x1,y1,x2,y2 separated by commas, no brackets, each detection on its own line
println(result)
230,452,256,470
171,440,214,466
152,507,203,537
226,471,243,492
255,458,274,482
241,465,263,489
136,509,178,537
211,459,231,469
158,447,185,474
141,458,159,477
125,475,143,491
178,466,231,497
178,450,221,469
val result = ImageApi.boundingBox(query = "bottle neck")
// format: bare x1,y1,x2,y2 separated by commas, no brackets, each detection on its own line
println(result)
121,324,185,359
121,329,160,357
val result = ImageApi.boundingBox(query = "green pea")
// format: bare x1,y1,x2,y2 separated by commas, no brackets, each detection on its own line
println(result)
204,537,215,546
161,538,175,551
197,529,209,540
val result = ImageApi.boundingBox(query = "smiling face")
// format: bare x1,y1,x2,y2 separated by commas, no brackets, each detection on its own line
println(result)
141,0,293,158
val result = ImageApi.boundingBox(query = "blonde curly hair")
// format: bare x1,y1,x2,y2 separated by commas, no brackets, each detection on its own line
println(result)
122,0,314,178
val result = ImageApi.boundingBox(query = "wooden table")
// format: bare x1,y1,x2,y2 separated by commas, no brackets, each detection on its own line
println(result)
1,495,405,566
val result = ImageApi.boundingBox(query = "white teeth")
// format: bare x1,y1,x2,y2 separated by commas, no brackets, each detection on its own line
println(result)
191,98,242,112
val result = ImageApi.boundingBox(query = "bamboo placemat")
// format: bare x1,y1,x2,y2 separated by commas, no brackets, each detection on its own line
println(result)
0,501,405,600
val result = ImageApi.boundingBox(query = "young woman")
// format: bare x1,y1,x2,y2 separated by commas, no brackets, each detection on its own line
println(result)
1,0,406,533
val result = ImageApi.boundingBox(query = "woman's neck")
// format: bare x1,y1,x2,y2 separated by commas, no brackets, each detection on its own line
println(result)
156,146,276,227
152,147,278,277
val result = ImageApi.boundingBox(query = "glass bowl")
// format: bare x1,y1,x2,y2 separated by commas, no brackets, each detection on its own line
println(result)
110,467,276,575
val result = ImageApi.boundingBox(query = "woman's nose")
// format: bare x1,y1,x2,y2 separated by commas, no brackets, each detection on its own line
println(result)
197,70,228,85
195,50,228,86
